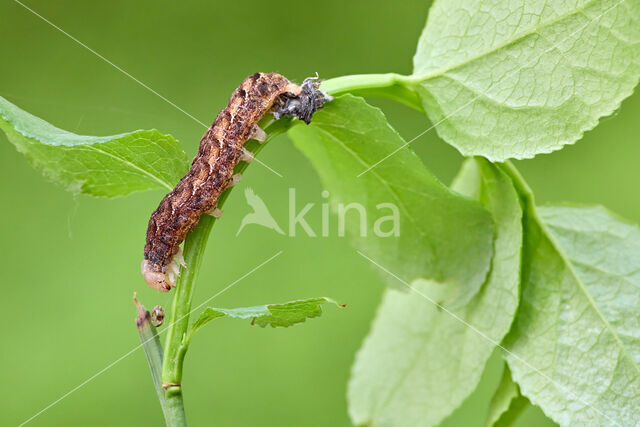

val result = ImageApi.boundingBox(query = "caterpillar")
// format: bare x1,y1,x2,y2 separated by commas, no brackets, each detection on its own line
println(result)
142,72,331,291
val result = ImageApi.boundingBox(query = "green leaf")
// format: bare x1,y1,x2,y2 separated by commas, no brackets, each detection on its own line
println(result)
486,364,529,427
411,0,640,161
289,95,494,304
347,158,521,427
0,95,189,197
188,297,341,340
503,203,640,425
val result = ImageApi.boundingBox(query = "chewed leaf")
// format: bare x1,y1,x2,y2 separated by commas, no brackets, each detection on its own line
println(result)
412,0,640,160
188,297,342,340
0,95,189,197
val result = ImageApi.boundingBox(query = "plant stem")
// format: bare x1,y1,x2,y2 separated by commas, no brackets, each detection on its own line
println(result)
321,73,424,112
157,117,293,426
162,214,215,394
164,387,188,426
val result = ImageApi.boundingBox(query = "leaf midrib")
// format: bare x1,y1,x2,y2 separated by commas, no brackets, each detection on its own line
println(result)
536,209,640,377
83,144,174,191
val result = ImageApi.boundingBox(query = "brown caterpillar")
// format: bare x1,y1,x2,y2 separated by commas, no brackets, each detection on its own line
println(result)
142,73,331,291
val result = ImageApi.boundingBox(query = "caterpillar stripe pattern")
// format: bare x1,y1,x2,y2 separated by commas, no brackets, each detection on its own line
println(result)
142,73,331,291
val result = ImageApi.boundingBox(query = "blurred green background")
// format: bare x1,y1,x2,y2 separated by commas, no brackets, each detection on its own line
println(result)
1,1,638,426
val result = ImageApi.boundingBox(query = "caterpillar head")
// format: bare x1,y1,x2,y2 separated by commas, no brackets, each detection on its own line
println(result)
141,260,174,292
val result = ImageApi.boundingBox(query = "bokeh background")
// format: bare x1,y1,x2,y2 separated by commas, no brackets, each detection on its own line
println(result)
1,1,638,426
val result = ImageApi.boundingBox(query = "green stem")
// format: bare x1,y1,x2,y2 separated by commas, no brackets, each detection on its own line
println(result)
162,215,215,395
164,388,187,427
321,73,424,112
158,117,293,426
